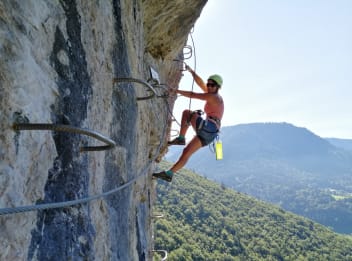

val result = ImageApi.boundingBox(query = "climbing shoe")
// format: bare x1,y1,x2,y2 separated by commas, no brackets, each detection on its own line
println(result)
168,137,185,146
152,171,173,182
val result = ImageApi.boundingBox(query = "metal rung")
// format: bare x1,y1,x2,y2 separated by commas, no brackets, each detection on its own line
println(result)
152,250,168,261
113,77,157,101
13,123,116,152
152,213,164,219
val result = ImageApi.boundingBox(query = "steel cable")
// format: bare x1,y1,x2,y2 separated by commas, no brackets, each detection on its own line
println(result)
0,161,151,215
0,100,169,215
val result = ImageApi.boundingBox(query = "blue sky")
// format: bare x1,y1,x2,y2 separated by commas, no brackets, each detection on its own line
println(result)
173,0,352,139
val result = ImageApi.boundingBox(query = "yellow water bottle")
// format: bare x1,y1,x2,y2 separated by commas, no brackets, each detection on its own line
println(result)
215,137,223,160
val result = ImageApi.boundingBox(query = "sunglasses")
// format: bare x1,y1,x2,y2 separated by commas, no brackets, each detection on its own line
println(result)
207,82,218,87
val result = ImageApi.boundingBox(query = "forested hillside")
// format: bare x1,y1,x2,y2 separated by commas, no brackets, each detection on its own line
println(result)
153,162,352,260
166,123,352,234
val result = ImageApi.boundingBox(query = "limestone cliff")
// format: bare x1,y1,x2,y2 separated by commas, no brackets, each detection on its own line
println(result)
0,0,207,260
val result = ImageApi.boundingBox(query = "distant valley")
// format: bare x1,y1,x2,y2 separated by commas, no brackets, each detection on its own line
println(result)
166,122,352,234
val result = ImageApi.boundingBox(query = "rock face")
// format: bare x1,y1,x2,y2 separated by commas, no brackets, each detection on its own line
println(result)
0,0,206,260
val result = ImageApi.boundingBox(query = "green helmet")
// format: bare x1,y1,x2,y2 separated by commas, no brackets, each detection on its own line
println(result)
208,74,223,87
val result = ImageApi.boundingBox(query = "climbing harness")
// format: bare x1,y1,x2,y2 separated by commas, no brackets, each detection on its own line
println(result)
208,116,221,127
13,123,116,152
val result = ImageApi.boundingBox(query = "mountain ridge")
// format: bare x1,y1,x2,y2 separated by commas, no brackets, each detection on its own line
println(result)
326,137,352,152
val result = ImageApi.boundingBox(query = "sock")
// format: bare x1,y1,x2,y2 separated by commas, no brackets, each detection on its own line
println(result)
178,135,185,140
165,170,174,176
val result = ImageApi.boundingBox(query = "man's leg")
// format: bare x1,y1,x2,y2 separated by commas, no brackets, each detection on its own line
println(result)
152,136,202,182
168,110,195,145
170,136,203,173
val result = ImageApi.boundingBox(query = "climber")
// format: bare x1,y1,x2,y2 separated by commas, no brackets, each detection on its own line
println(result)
153,65,224,182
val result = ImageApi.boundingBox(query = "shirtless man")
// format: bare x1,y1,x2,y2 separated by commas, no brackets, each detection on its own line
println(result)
153,66,224,182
